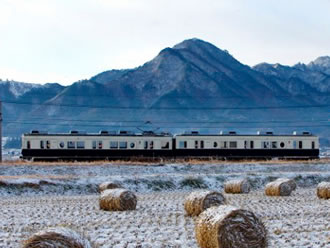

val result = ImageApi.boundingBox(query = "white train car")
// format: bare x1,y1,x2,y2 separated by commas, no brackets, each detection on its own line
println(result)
21,130,319,160
175,131,319,159
21,130,173,161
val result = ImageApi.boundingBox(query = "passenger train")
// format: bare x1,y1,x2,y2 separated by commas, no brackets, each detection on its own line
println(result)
21,130,319,160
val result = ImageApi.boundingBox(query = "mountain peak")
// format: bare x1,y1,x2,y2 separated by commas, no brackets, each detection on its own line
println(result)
172,38,229,55
173,38,213,49
307,56,330,75
310,56,330,65
171,38,243,72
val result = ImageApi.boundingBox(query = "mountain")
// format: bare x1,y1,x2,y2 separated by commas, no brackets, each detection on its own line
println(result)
90,69,132,84
254,58,330,94
307,56,330,75
33,39,291,129
1,38,329,148
0,80,64,101
0,80,65,139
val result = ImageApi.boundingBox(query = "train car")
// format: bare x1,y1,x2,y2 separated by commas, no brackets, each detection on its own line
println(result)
21,130,173,161
174,131,319,159
21,130,319,160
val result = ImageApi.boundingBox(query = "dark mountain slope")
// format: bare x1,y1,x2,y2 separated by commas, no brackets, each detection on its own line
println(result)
2,38,329,147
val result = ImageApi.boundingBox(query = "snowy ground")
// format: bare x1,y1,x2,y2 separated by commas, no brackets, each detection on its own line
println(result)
0,161,329,247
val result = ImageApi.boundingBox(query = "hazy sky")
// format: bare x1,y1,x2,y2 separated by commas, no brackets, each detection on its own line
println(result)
1,0,329,85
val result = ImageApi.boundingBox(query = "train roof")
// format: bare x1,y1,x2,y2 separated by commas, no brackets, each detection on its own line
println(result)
177,130,316,137
23,130,317,137
24,130,172,137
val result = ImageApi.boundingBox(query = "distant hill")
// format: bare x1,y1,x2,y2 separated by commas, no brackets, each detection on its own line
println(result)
1,39,329,148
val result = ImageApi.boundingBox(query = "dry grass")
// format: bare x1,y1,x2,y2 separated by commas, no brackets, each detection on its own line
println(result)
275,178,297,191
1,157,329,166
195,205,267,248
317,182,330,199
265,180,292,196
224,179,250,194
0,189,329,247
184,191,226,216
23,227,92,248
0,175,76,180
99,189,137,211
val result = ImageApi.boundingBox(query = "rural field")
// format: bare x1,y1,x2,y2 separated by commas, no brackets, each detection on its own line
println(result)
0,160,329,247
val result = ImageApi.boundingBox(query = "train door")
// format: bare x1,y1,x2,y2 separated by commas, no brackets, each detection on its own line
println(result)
244,140,254,149
195,140,198,149
194,140,203,149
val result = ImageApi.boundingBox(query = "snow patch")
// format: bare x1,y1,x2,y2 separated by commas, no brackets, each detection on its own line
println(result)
0,81,43,97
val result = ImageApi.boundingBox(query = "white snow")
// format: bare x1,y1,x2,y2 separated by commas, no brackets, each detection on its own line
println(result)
4,81,43,97
0,161,329,247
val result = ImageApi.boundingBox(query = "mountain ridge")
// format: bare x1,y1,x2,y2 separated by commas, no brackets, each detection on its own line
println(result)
1,38,329,148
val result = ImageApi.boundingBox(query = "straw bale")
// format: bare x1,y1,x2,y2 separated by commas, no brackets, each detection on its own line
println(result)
275,178,297,191
23,227,92,248
184,191,226,216
224,179,250,194
100,188,137,211
265,180,292,196
317,182,330,199
98,181,122,192
195,205,267,248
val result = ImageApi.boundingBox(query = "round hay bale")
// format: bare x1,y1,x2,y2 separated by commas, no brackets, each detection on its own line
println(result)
195,205,267,248
98,181,122,192
275,178,297,191
100,188,137,211
265,180,292,196
317,182,330,199
184,191,226,216
224,179,250,194
23,227,92,248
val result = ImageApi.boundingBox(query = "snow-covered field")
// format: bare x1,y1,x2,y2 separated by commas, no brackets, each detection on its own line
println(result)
0,161,329,247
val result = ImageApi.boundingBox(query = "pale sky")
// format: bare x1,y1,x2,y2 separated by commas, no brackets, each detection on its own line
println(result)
0,0,329,85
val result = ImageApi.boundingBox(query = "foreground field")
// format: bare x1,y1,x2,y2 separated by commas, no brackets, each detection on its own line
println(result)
0,161,329,247
0,189,329,247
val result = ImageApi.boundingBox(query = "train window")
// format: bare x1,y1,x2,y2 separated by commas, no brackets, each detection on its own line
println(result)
68,141,75,149
262,141,270,149
250,141,254,149
293,141,297,149
161,141,169,149
200,141,204,149
229,141,237,148
280,142,285,148
40,140,44,149
27,141,31,149
110,141,118,149
98,141,103,149
195,140,198,149
92,141,97,149
272,141,277,149
119,141,127,149
144,141,148,149
59,142,65,148
244,141,247,149
150,141,154,149
130,142,135,148
299,141,303,149
46,140,51,149
221,141,227,149
77,141,85,149
312,141,315,149
213,142,218,148
179,141,187,149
